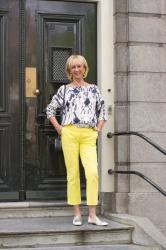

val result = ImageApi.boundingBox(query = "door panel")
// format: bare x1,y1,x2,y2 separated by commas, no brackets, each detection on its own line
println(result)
25,0,97,200
0,0,20,200
0,0,97,201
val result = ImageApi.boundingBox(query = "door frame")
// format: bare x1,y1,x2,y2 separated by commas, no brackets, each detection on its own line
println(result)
19,0,114,201
96,0,114,194
70,0,114,193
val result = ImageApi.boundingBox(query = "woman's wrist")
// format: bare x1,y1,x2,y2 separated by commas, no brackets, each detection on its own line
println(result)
96,120,105,133
95,127,101,133
55,124,62,134
49,117,62,134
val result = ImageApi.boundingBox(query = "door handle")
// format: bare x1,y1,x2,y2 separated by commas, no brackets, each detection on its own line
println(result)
33,89,40,96
25,67,38,97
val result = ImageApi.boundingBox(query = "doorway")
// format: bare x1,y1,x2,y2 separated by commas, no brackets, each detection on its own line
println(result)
0,0,97,201
25,0,97,200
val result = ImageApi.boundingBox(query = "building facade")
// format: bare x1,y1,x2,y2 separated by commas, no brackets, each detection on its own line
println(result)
0,0,165,236
114,0,166,236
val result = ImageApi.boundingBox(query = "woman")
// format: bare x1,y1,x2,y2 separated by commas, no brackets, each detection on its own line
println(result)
46,55,108,226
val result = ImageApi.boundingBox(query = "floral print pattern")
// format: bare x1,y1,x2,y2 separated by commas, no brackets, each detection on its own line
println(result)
46,84,107,128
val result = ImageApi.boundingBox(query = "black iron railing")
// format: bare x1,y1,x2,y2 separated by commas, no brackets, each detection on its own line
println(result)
107,131,166,197
108,169,166,197
107,131,166,156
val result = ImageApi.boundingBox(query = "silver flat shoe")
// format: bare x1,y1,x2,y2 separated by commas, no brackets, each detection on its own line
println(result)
88,216,108,226
73,216,82,226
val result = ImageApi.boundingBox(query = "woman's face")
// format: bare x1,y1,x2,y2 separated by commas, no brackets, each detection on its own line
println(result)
70,60,85,80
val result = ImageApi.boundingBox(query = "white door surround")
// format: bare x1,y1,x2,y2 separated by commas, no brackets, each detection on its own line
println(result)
66,0,114,192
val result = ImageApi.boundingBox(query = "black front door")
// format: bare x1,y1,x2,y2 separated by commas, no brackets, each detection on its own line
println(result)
25,1,97,200
0,0,97,201
0,0,20,201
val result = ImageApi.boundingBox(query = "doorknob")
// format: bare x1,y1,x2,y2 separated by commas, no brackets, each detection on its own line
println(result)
33,89,40,96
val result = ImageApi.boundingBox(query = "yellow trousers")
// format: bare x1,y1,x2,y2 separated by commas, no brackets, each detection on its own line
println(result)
61,125,98,205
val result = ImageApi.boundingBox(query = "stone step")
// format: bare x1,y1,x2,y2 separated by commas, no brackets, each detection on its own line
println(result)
0,201,94,218
0,216,133,248
0,245,159,250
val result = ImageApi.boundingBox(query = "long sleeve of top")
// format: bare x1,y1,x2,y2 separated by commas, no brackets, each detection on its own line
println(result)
46,84,107,128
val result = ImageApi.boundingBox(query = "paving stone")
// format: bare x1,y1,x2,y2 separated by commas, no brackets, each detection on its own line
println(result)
0,216,133,248
1,245,159,250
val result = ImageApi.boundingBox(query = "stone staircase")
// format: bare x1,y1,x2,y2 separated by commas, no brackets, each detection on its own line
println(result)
0,202,161,250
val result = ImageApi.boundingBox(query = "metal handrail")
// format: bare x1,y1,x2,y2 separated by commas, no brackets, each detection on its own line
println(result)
107,131,166,156
107,131,166,197
108,169,166,197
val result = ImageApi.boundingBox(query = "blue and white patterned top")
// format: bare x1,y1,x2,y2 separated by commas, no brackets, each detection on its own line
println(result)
46,84,107,128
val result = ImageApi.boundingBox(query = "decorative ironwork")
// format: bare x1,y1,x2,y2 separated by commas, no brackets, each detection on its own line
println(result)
51,47,72,83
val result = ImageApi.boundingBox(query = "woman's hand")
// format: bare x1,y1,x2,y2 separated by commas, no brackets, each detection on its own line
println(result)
56,125,63,135
95,127,101,134
49,116,63,135
96,120,105,134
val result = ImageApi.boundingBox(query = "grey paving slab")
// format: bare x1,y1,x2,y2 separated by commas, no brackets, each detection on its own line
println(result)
0,216,132,234
1,244,159,250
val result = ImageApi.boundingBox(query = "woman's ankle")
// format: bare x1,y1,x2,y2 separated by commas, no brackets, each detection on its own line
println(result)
74,205,81,217
88,214,96,219
88,205,96,218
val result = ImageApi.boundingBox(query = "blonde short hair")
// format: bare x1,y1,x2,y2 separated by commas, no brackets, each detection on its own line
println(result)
65,55,89,80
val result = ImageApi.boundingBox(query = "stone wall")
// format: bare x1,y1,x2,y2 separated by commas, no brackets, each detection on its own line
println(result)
114,0,166,235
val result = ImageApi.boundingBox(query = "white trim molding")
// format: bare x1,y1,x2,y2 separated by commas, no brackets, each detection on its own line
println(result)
97,0,114,193
68,0,115,193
